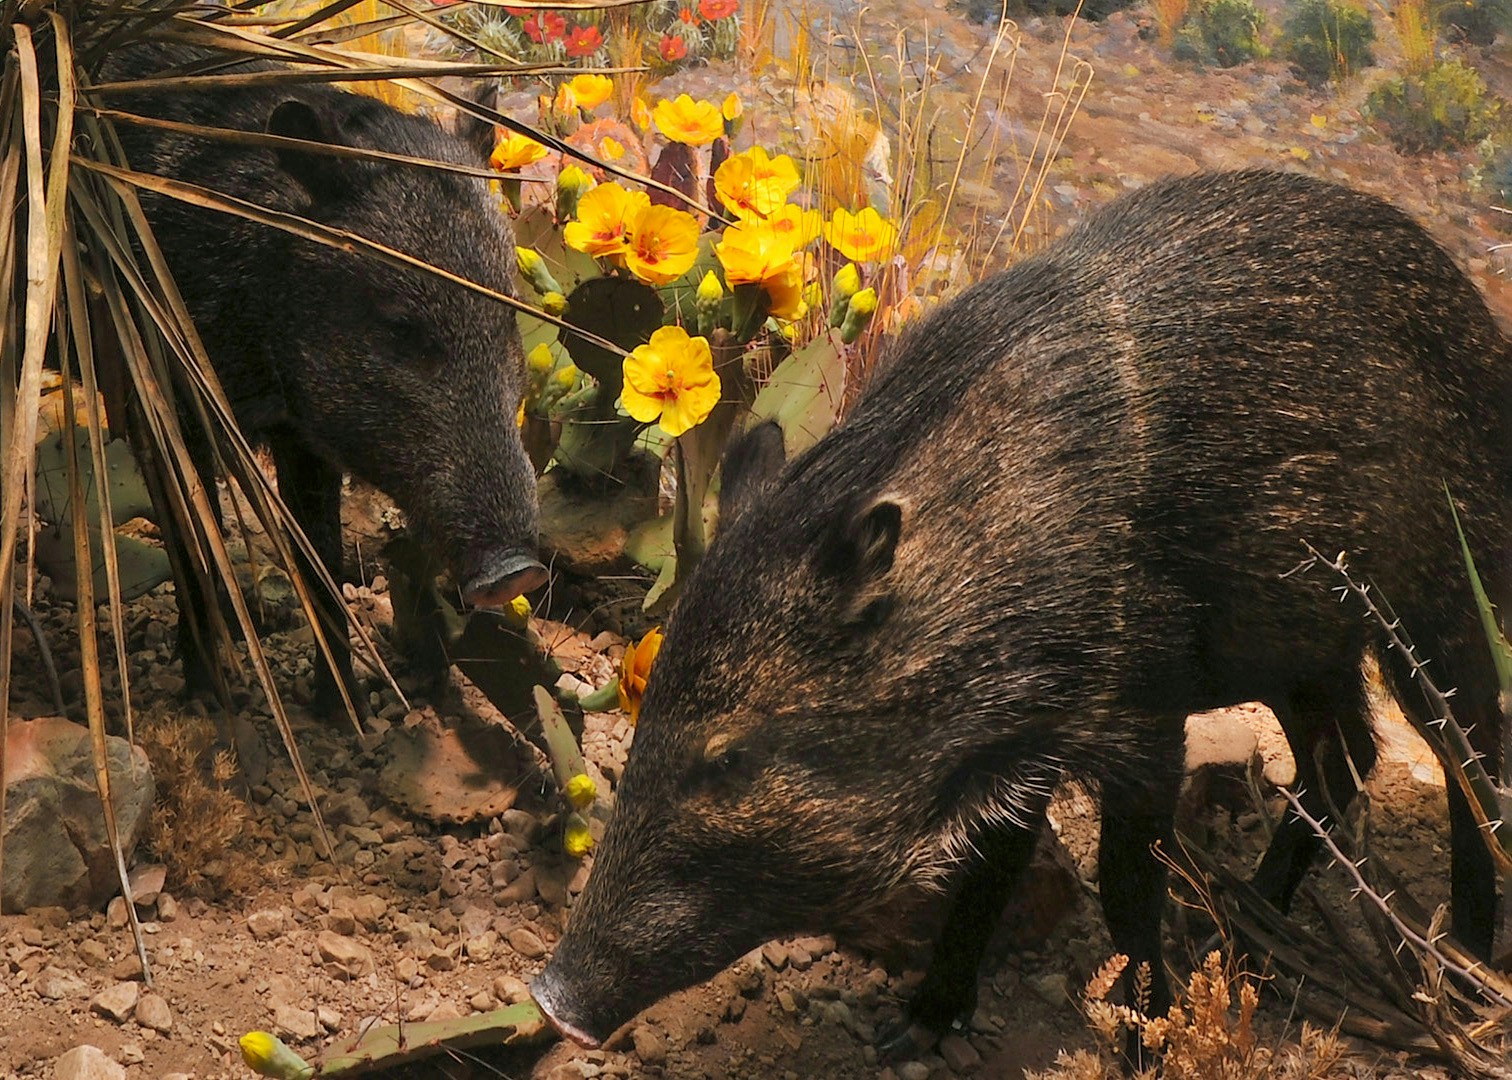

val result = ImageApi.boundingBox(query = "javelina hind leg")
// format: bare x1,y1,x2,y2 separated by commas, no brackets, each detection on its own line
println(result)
1249,679,1376,915
878,821,1044,1062
1099,764,1180,1069
270,437,362,720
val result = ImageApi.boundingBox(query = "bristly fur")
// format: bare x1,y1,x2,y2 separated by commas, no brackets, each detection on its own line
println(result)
536,170,1512,1046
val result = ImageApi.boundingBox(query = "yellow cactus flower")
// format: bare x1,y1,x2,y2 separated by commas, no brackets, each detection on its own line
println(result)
599,135,627,161
564,182,651,259
824,206,898,263
768,203,823,248
653,93,724,146
715,222,806,320
713,147,802,220
564,816,595,858
622,327,721,437
631,95,653,132
618,625,665,724
553,83,579,115
624,204,701,286
490,131,549,172
510,594,533,619
565,772,598,810
722,92,743,121
567,73,614,110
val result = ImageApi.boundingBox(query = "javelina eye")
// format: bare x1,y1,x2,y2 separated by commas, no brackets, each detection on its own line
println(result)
698,731,750,791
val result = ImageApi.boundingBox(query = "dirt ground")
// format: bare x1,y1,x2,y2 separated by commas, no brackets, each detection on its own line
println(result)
8,5,1512,1078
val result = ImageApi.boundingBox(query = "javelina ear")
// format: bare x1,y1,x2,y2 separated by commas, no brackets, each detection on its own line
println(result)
718,421,786,530
454,80,502,165
819,495,906,584
266,99,347,203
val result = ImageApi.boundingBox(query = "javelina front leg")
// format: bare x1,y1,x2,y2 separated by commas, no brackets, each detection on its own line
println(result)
270,438,361,720
879,821,1043,1062
1099,771,1180,1070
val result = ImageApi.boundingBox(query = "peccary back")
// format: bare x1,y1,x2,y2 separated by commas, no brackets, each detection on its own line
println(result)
532,170,1511,1050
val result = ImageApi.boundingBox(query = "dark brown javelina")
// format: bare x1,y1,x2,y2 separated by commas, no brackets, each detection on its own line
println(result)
103,46,544,714
532,170,1510,1053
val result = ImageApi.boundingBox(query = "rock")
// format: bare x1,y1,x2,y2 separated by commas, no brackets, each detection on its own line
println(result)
90,981,140,1022
631,1025,667,1065
2,717,155,912
317,931,376,978
126,863,166,907
1000,821,1081,948
761,942,790,970
246,908,287,941
897,1064,930,1080
1183,710,1262,814
105,896,129,929
34,966,87,1000
272,1004,320,1041
498,866,536,904
1030,972,1072,1008
53,1045,125,1080
78,939,110,969
492,974,530,1003
318,1005,342,1032
135,992,173,1033
429,1001,465,1022
939,1033,982,1073
506,927,546,959
156,893,179,922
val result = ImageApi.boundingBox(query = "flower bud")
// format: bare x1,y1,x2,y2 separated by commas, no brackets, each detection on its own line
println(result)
556,165,595,220
542,291,569,317
840,287,878,343
564,772,597,810
515,246,563,296
527,342,556,376
239,1031,314,1079
564,814,594,858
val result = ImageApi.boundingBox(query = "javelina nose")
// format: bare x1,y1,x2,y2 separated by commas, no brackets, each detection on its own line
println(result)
462,551,548,608
530,968,605,1048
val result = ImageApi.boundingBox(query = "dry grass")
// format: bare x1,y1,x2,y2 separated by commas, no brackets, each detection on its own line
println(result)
1389,0,1435,76
138,708,266,900
1027,952,1359,1080
1151,0,1191,48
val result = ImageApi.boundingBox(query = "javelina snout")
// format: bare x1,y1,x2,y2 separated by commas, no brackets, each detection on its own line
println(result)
536,170,1511,1055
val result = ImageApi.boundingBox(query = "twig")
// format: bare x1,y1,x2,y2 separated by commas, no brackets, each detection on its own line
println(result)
13,597,66,716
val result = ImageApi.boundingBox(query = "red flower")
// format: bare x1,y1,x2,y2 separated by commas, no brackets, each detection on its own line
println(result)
565,23,603,57
542,11,568,39
658,33,688,61
698,0,738,18
679,7,699,23
523,14,544,42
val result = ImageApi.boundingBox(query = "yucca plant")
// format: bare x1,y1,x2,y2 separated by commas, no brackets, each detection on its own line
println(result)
0,0,614,975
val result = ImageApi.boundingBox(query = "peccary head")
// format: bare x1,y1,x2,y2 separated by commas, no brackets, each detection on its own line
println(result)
262,95,544,604
533,420,1049,1044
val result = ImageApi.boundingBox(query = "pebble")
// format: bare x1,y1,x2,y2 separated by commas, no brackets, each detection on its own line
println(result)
317,931,376,978
272,1004,321,1040
127,864,167,906
318,1006,342,1032
34,966,87,1000
53,1045,125,1080
761,941,790,971
493,974,530,1003
157,893,179,922
631,1025,667,1065
1030,972,1071,1007
897,1064,930,1080
246,908,287,941
135,992,174,1033
90,981,140,1023
106,897,129,929
939,1033,982,1073
507,927,547,959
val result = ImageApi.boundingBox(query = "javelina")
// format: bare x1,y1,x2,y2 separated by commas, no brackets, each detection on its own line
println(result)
532,170,1510,1051
101,46,544,714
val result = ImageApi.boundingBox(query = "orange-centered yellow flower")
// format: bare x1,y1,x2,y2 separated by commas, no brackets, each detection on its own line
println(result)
624,204,700,286
715,222,806,320
567,73,614,110
618,627,664,724
653,93,724,146
713,147,801,221
824,206,898,263
564,182,650,259
490,131,549,172
768,203,823,248
622,327,720,437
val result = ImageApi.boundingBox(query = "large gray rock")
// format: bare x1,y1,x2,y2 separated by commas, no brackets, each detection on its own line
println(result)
3,717,155,913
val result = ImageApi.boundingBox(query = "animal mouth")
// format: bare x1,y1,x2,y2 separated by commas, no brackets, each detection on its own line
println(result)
530,975,605,1049
462,551,548,607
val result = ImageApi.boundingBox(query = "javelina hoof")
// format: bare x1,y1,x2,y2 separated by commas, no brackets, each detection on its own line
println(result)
875,1017,958,1064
